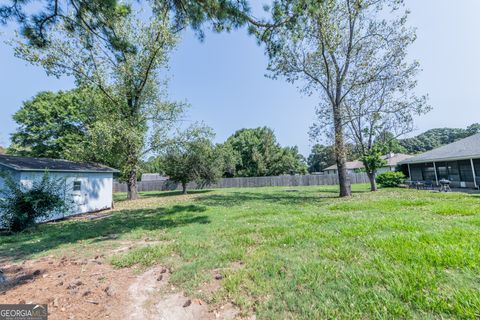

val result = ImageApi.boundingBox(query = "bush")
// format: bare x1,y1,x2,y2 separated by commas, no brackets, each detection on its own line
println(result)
376,171,406,188
0,172,66,232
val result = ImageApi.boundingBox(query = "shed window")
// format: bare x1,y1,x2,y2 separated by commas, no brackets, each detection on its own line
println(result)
73,181,82,191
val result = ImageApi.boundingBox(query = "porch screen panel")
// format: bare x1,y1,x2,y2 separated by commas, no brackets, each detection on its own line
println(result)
458,160,474,182
410,164,423,180
473,159,480,183
446,161,460,182
435,162,448,180
421,163,436,181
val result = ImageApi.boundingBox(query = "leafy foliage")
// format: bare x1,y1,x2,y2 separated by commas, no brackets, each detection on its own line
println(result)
399,123,480,154
162,124,223,193
307,144,336,173
0,0,251,47
222,127,307,177
9,88,96,159
0,172,66,232
376,171,406,188
215,143,238,178
360,146,387,175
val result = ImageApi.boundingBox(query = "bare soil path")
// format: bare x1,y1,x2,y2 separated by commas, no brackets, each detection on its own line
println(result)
0,256,246,320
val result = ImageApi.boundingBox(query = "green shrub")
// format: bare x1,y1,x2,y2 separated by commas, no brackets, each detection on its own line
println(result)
0,172,66,232
376,171,406,188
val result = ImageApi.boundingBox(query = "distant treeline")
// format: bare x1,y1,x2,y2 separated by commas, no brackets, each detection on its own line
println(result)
307,123,480,173
398,124,480,154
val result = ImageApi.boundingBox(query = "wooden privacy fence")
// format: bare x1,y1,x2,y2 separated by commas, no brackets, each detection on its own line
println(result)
113,173,370,193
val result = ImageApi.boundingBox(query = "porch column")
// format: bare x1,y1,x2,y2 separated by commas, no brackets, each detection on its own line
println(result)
433,162,439,186
470,158,477,188
407,163,411,179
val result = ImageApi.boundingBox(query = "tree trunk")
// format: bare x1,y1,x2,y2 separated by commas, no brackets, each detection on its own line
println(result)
127,170,139,200
367,171,377,191
181,182,187,194
333,105,352,197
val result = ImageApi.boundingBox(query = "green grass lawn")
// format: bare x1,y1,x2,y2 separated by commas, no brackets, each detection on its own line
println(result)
2,185,480,319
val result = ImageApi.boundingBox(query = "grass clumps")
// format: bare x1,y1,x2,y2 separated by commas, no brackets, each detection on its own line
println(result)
2,185,480,319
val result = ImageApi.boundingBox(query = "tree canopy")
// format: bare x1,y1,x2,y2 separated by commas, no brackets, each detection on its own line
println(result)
222,127,307,177
0,0,252,47
307,144,336,173
399,124,480,154
162,124,223,193
9,88,96,159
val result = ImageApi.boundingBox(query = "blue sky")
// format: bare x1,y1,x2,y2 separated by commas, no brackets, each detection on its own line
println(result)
1,0,480,156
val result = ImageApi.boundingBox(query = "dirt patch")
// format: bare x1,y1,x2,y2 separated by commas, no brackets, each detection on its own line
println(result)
0,256,131,319
0,256,248,320
125,266,242,320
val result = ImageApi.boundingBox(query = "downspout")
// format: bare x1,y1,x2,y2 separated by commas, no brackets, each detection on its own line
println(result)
470,158,477,188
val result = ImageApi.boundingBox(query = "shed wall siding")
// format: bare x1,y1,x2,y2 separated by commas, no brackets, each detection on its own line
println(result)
0,171,113,226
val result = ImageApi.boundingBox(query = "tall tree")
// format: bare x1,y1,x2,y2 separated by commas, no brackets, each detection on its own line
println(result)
12,5,184,200
9,88,97,159
256,0,416,197
337,52,428,191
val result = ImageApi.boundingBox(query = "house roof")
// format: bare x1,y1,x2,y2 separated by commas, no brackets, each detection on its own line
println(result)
399,133,480,164
324,153,413,171
324,160,364,171
0,155,119,173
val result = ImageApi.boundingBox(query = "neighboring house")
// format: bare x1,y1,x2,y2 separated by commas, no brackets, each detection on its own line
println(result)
323,153,413,175
399,133,480,188
141,173,169,181
0,155,118,223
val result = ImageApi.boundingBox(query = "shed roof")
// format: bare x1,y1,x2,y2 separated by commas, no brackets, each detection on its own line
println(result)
400,133,480,164
0,155,119,173
324,153,413,171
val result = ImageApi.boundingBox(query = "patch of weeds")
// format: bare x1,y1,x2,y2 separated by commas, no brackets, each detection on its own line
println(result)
109,244,174,268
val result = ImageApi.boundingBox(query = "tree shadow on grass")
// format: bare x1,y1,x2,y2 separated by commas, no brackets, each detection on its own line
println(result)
0,204,209,263
114,189,213,202
195,189,369,207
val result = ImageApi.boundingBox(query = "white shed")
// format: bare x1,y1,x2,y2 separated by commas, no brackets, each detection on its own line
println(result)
0,155,119,223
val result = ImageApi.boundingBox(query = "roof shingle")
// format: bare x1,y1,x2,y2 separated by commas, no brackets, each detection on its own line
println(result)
324,153,413,171
400,133,480,164
0,155,118,173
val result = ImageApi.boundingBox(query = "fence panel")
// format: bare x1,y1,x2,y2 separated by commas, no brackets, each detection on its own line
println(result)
113,173,370,193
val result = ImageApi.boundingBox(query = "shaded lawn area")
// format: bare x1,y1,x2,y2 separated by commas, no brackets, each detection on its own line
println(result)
2,185,480,319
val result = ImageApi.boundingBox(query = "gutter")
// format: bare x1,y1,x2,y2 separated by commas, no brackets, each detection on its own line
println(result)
0,163,119,174
399,155,480,165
